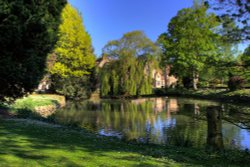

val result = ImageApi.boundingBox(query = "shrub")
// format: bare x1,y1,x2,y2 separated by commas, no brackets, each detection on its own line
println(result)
228,76,246,91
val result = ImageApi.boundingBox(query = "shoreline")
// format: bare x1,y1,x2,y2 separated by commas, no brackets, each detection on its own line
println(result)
101,89,250,105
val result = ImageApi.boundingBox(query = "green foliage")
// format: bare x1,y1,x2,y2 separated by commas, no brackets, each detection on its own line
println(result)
205,0,250,41
52,76,91,99
241,45,250,82
242,46,250,66
12,94,64,110
48,4,96,99
11,94,64,118
100,31,157,97
0,0,67,102
100,72,111,96
158,4,221,89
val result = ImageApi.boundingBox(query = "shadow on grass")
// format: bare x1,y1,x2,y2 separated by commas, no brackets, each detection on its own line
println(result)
0,119,250,167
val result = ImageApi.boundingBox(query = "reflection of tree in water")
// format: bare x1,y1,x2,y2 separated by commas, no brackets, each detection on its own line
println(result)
53,98,250,149
162,104,207,147
206,106,224,151
54,101,100,131
223,104,250,130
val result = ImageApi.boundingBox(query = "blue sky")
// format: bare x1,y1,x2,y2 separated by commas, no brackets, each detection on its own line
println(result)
68,0,194,56
68,0,248,56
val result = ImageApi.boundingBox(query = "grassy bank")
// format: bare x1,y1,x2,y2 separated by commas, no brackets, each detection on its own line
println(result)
154,88,250,104
4,94,66,118
13,94,65,110
0,118,249,167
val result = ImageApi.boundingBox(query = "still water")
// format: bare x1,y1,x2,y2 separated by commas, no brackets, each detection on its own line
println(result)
54,97,250,150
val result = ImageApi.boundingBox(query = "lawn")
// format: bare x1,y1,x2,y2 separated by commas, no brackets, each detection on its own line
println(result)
0,118,249,167
12,94,65,111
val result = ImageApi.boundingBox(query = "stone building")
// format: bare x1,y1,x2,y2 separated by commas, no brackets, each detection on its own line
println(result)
151,66,178,89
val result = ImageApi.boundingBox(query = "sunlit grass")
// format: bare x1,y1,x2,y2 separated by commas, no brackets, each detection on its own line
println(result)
0,118,249,167
12,94,65,111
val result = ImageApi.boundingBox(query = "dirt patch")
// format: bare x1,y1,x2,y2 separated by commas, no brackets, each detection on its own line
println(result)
34,105,57,117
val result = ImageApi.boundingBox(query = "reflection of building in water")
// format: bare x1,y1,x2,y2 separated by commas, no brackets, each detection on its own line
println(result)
131,98,147,105
166,99,179,117
153,98,166,113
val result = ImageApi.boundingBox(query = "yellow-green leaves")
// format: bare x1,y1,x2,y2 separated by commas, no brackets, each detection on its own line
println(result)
49,4,95,78
48,4,96,99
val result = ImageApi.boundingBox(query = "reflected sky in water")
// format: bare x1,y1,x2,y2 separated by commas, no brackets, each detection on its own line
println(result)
55,97,250,150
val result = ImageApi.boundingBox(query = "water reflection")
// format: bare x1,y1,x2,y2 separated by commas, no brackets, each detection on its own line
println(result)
206,106,224,151
54,97,250,150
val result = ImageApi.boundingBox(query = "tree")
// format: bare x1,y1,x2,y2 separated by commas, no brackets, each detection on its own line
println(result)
100,31,159,97
0,0,67,102
48,4,95,99
241,45,250,82
158,4,220,90
205,0,250,42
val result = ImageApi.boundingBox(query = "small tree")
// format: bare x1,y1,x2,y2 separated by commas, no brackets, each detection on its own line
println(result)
49,4,95,99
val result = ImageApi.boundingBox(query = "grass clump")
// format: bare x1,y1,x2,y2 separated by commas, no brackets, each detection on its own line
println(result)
9,94,65,118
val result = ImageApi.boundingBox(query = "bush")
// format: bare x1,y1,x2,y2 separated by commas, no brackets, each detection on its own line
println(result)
51,76,91,100
228,76,246,91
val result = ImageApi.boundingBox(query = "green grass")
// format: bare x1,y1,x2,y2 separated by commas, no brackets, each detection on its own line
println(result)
157,88,250,104
3,94,66,118
12,94,65,111
0,118,249,167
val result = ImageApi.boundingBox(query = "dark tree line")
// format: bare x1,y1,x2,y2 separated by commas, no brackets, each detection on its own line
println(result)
0,0,67,102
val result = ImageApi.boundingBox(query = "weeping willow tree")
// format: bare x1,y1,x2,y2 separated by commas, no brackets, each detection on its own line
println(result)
100,31,159,97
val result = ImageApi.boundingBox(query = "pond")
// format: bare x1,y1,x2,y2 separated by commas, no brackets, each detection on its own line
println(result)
54,97,250,150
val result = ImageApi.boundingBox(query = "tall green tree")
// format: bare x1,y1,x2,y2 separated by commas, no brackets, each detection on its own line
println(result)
100,31,158,97
49,4,95,99
0,0,66,102
158,4,220,89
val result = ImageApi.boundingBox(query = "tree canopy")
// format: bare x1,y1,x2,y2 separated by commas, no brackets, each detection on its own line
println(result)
205,0,250,42
241,45,250,82
158,4,220,89
100,31,159,97
48,4,96,99
0,0,67,102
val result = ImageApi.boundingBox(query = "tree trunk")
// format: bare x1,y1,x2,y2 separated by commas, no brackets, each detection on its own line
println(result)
193,71,199,90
